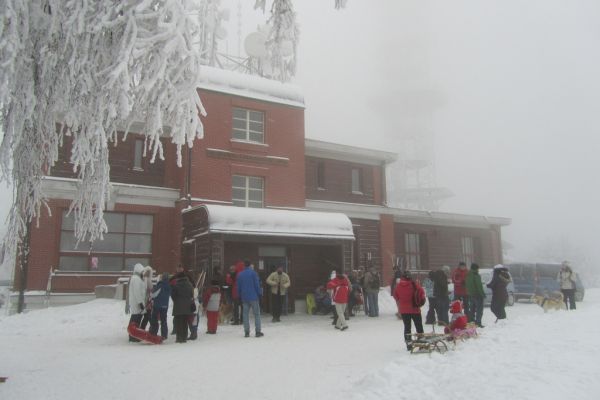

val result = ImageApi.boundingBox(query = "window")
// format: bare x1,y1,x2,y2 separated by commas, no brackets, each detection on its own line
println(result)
133,139,144,170
232,175,264,208
405,233,421,270
317,161,325,189
351,168,363,193
58,211,153,272
461,236,475,268
232,107,264,143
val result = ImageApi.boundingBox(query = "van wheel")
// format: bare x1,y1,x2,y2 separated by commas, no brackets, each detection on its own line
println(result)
507,292,515,307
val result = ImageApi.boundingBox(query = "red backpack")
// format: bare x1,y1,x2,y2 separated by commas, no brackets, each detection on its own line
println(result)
411,281,426,308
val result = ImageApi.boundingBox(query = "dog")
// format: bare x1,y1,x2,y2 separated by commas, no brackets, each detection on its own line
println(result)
531,292,566,312
218,303,233,325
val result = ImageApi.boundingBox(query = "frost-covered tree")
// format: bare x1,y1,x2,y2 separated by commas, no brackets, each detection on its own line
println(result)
197,0,229,66
0,0,205,256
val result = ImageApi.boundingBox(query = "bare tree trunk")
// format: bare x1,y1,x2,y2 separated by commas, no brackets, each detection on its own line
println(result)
17,222,31,314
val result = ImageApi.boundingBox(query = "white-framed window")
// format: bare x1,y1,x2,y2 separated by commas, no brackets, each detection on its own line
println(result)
133,139,144,171
405,233,421,270
461,236,475,268
232,175,264,208
59,211,153,272
351,168,363,193
232,107,264,143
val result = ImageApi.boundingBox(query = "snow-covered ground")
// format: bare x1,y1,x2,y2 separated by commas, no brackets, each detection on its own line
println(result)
1,290,599,400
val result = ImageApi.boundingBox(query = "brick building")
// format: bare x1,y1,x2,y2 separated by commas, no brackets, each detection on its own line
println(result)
18,67,510,307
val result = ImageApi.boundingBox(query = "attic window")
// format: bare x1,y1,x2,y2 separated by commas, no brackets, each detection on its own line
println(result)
232,107,264,144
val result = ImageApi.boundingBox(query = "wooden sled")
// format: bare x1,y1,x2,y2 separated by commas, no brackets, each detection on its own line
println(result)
409,332,450,354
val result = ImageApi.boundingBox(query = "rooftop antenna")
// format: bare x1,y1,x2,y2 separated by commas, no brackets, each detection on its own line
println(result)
237,0,242,57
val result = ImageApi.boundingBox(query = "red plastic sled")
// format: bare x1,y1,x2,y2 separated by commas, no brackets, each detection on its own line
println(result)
127,322,163,344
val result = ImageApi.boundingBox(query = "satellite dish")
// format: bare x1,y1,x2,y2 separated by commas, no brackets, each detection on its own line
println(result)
244,31,268,58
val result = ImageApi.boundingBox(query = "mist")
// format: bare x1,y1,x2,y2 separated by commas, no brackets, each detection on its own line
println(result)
288,0,600,282
2,0,598,283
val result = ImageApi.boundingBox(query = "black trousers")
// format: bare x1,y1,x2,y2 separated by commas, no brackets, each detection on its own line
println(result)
233,298,242,323
271,294,284,320
425,297,437,324
561,289,576,310
174,315,189,343
435,296,450,324
401,313,424,343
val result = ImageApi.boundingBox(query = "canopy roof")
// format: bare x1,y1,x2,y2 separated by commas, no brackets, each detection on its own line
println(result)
187,204,354,240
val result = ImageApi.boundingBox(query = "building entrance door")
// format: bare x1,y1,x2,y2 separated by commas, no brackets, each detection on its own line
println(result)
258,246,289,314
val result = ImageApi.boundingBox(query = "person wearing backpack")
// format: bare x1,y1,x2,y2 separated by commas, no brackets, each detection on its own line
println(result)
393,270,425,351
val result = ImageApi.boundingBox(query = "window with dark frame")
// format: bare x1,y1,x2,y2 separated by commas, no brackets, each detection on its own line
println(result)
405,233,421,270
231,107,265,143
351,168,363,193
133,139,144,171
461,236,475,268
232,175,264,208
58,211,153,272
317,161,325,189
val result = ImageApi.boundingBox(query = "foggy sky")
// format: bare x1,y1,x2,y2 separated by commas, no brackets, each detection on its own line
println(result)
2,1,599,278
288,0,600,272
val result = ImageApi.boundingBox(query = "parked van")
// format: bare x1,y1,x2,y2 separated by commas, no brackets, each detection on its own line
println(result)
506,263,585,302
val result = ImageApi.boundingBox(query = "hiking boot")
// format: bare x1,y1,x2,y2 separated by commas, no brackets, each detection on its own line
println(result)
188,332,198,340
244,332,250,338
341,326,348,331
255,332,264,338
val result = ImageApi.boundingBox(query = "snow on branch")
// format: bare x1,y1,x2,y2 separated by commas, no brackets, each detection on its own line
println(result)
266,0,299,83
0,0,205,256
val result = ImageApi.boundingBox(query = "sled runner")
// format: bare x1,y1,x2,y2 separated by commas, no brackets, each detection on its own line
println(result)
409,332,449,354
127,322,163,344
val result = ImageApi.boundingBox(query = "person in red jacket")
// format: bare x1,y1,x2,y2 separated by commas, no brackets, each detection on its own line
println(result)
202,279,222,334
393,270,425,351
445,300,468,333
452,262,469,316
327,272,350,331
225,261,245,325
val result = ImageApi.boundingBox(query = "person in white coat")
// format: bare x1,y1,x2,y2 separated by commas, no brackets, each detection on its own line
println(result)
128,263,147,342
557,261,577,310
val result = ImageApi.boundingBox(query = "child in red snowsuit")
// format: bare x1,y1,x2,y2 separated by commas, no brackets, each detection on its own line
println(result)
445,300,468,333
202,280,222,334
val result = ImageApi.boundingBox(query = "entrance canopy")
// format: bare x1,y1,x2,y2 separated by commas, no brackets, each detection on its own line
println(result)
189,204,354,240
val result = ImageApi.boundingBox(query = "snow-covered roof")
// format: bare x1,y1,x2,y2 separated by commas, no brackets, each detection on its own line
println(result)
305,138,398,166
197,66,305,108
186,204,354,240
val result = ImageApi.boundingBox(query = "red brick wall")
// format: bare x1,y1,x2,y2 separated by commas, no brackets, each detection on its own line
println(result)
305,156,384,205
379,214,395,285
190,90,306,208
394,223,501,270
24,200,180,291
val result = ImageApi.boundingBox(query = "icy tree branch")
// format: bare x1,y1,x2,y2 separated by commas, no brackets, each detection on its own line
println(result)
0,0,205,256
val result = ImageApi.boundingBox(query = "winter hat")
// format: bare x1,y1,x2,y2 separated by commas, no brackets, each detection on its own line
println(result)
330,270,337,280
401,269,411,279
450,300,463,314
493,264,504,270
471,263,480,271
133,263,144,275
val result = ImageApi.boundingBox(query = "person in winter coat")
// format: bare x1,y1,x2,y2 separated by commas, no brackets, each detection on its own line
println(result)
266,265,291,322
202,279,222,334
445,300,468,333
465,263,485,327
423,271,437,325
327,272,351,331
363,266,381,317
140,266,154,330
171,271,194,343
452,262,469,317
127,263,148,342
487,264,511,322
557,261,577,310
432,266,450,324
314,285,333,315
149,272,172,339
226,261,245,325
236,260,264,338
392,270,425,351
